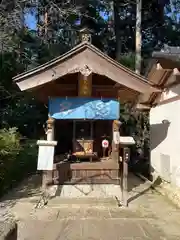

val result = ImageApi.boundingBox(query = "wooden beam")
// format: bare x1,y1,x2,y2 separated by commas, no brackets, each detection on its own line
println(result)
156,63,163,70
135,103,151,110
114,83,140,90
156,63,174,72
130,93,151,111
58,84,117,92
173,68,180,75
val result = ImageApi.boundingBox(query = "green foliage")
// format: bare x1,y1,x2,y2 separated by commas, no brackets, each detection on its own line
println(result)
0,39,47,138
119,53,136,70
0,128,37,196
1,95,47,138
120,104,150,176
0,128,21,156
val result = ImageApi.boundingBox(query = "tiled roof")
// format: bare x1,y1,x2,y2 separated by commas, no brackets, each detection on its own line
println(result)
160,44,180,54
152,45,180,62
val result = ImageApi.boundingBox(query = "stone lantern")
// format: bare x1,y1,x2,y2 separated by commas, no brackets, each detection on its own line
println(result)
79,27,93,43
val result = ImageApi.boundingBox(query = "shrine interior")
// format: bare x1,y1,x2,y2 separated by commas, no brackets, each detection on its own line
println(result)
54,119,112,160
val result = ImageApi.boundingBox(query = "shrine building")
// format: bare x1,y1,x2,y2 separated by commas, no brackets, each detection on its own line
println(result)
13,29,160,201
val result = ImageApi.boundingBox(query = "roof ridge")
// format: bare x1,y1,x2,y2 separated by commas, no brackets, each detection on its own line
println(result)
13,41,158,89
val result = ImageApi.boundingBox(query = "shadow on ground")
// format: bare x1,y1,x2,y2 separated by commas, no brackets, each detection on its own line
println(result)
0,174,42,208
0,171,158,209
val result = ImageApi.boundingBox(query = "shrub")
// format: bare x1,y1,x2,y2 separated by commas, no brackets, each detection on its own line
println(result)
0,128,21,157
0,128,37,196
18,140,38,178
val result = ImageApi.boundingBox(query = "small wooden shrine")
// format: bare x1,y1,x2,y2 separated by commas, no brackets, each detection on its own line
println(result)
13,29,159,187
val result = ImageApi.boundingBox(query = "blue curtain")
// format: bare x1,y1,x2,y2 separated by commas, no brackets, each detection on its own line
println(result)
49,97,120,120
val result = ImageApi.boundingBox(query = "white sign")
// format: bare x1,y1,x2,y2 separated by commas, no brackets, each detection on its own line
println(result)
102,139,109,148
119,136,135,145
37,140,57,170
113,131,120,144
37,146,54,170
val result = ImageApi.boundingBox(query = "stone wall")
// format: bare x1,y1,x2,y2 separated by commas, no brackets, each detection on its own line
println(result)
153,179,180,208
150,99,180,187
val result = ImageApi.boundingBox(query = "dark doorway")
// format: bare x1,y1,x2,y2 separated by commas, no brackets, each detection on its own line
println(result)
55,120,73,155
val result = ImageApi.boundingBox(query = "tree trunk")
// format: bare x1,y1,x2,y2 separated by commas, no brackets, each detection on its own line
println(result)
113,0,122,62
135,0,142,74
44,11,48,42
37,0,40,37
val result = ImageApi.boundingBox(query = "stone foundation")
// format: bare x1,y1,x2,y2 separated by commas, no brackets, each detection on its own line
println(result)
53,160,120,185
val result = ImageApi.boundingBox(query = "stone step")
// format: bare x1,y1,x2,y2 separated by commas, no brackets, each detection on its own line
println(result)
47,184,122,199
17,205,157,221
18,218,167,240
47,197,119,208
9,198,158,222
11,197,121,213
11,203,157,223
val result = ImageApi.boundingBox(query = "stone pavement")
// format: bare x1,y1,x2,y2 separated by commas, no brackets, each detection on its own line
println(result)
16,205,179,240
1,174,180,240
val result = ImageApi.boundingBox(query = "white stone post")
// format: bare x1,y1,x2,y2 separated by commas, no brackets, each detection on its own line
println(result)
40,117,55,191
46,117,55,141
37,139,57,206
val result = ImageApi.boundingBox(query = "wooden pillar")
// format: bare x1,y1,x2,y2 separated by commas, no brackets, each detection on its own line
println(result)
112,120,121,162
121,147,130,207
90,120,93,139
78,72,92,97
90,121,93,162
73,120,76,153
73,120,76,141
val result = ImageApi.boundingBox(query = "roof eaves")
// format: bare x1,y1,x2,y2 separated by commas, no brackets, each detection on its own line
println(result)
13,40,160,92
87,44,158,87
13,41,89,82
